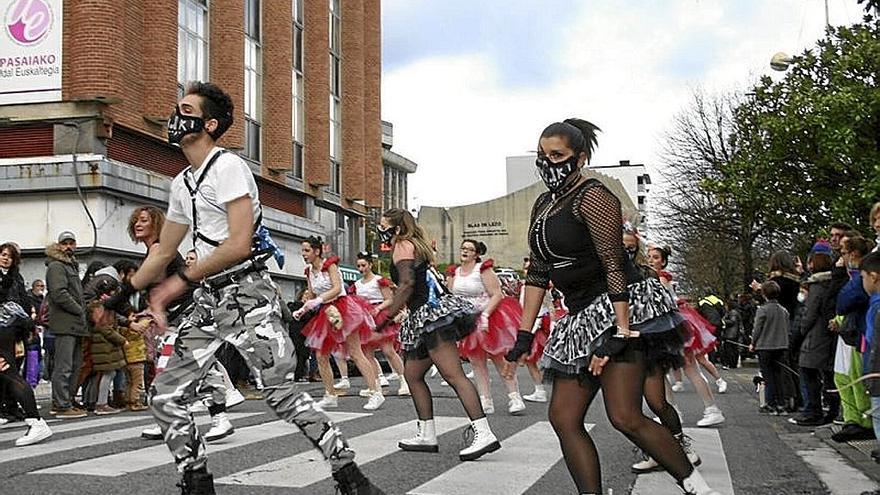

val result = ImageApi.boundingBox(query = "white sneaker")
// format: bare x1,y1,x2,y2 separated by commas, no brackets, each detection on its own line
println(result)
316,394,338,410
379,375,390,387
334,377,351,390
0,417,9,426
358,388,376,397
141,424,163,440
480,396,494,415
523,388,547,403
398,381,410,396
204,412,234,442
189,400,208,413
459,417,501,461
672,381,685,392
696,405,725,427
15,418,52,447
677,433,702,466
716,378,728,394
225,388,246,409
363,392,385,411
631,454,661,473
508,392,526,415
387,373,401,382
398,419,438,452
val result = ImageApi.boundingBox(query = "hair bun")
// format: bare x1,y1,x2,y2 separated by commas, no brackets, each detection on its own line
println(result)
477,242,487,256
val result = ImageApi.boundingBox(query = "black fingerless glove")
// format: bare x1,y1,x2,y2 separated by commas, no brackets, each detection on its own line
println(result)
593,336,628,358
505,331,535,362
103,282,136,313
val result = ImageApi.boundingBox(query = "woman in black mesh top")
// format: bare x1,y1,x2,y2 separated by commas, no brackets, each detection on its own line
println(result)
503,120,719,495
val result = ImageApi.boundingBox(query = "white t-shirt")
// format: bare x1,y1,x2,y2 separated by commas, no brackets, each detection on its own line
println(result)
166,147,261,259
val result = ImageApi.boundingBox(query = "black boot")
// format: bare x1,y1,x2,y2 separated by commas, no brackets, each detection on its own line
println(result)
332,463,386,495
177,467,216,495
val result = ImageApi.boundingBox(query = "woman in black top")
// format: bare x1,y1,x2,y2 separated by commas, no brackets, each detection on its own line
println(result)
378,208,501,462
504,120,718,495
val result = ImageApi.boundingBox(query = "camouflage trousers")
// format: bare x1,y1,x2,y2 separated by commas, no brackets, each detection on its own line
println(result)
150,268,355,473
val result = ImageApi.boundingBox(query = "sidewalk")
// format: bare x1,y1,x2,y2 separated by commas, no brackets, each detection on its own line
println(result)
729,360,880,484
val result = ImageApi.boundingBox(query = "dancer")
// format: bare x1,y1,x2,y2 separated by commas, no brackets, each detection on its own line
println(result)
112,82,382,494
295,236,383,411
378,208,501,461
647,246,726,427
114,205,241,443
353,251,409,396
518,258,555,403
503,119,718,495
452,239,525,415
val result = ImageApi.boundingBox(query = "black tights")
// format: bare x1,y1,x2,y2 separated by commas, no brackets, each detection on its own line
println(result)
644,368,682,437
549,358,692,493
0,368,39,418
403,339,484,421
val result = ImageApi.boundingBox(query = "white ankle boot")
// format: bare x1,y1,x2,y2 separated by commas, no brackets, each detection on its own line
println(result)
523,385,547,402
398,419,439,452
459,417,500,461
676,433,701,465
480,396,494,415
678,468,721,494
379,374,390,387
507,392,525,415
205,412,234,442
15,418,52,447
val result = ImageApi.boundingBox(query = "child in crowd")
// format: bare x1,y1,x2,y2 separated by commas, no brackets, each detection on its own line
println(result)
86,274,128,415
861,251,880,462
120,314,150,411
750,281,790,415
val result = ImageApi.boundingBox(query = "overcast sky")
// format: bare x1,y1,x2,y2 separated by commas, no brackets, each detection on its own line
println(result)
380,0,865,210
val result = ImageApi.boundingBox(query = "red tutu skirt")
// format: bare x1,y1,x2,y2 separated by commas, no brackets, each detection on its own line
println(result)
458,297,522,359
678,301,717,355
526,313,552,364
362,306,401,349
302,295,376,355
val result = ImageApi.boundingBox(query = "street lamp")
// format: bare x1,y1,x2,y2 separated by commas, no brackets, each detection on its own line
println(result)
770,52,793,71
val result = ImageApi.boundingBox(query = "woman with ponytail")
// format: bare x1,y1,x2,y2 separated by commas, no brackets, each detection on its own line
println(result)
451,239,525,415
295,236,384,411
503,119,719,495
377,208,501,461
353,250,408,396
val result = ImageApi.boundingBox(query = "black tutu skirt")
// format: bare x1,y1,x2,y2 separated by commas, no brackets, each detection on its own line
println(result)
399,294,479,360
540,278,684,382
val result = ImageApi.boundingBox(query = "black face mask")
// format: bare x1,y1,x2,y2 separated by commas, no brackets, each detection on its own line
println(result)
536,155,580,193
625,247,638,260
167,106,205,146
376,225,395,245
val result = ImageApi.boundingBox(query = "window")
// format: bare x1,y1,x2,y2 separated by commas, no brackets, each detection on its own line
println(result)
177,0,208,94
244,0,262,162
291,0,304,179
328,0,341,193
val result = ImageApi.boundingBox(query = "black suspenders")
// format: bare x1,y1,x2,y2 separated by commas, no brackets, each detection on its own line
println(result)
182,150,266,255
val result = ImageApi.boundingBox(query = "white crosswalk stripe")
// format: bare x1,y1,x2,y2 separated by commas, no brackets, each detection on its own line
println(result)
407,422,594,495
217,415,470,488
31,412,368,476
0,412,262,464
0,414,150,443
631,428,734,495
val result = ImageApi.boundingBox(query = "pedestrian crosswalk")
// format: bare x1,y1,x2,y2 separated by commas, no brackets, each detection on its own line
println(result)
3,407,875,494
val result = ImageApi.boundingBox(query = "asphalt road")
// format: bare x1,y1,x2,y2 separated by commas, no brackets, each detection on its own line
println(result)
2,363,877,495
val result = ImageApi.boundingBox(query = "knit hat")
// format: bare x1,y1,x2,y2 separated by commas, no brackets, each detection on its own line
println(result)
810,239,832,255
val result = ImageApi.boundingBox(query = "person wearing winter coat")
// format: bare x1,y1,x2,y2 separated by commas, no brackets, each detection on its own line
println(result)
45,231,88,418
792,241,841,426
749,281,790,414
86,274,127,416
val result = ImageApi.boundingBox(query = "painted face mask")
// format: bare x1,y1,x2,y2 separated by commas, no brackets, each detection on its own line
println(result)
376,225,395,245
167,106,205,146
536,155,579,193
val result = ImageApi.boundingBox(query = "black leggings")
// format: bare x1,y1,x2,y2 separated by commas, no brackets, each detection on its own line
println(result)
0,367,39,419
548,354,692,493
644,366,683,437
403,338,484,421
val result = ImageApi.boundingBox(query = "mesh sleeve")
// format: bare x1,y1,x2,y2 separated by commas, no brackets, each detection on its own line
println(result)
576,184,629,302
525,194,551,290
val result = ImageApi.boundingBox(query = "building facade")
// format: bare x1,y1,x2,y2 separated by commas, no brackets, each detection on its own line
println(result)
418,170,636,270
0,0,384,294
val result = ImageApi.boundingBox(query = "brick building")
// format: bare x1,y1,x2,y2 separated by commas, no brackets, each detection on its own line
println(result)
0,0,393,293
